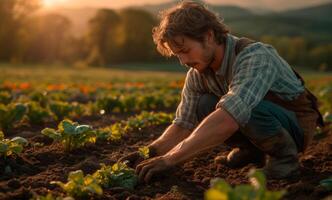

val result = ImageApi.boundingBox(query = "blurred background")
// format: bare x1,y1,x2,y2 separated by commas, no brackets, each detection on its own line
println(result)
0,0,331,71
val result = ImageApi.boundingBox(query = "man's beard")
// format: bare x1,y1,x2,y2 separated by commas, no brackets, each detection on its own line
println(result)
201,49,216,74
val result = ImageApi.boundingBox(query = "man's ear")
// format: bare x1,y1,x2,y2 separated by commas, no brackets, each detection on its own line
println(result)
205,29,214,44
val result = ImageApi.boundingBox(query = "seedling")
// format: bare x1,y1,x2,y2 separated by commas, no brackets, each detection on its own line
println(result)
41,120,96,152
51,170,103,198
205,169,285,200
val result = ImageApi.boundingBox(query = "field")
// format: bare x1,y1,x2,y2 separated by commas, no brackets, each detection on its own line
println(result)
0,65,331,200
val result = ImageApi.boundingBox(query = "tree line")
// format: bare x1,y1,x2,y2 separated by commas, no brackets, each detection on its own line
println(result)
0,0,331,70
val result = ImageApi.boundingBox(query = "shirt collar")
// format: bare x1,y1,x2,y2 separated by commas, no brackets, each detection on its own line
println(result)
215,34,238,76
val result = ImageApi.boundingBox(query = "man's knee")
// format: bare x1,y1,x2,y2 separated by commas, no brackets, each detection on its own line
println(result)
196,93,219,122
241,100,287,141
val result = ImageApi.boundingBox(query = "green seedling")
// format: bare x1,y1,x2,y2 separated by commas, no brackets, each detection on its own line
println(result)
205,169,285,200
41,120,96,152
51,170,103,198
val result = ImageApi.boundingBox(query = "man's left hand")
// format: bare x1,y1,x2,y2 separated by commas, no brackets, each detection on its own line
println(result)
135,156,174,183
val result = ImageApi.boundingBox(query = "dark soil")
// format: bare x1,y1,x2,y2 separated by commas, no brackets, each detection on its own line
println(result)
0,114,331,200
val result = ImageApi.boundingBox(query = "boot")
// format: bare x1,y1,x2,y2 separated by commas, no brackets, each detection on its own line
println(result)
214,146,265,168
253,128,300,179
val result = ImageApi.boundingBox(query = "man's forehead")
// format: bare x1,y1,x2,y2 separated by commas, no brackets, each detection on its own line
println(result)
164,36,187,54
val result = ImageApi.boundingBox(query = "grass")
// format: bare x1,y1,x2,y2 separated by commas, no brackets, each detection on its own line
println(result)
0,62,331,84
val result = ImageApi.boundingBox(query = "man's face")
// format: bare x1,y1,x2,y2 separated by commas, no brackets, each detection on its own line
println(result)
166,35,215,73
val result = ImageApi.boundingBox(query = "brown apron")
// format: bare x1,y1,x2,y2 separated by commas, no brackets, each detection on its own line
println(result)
235,38,325,151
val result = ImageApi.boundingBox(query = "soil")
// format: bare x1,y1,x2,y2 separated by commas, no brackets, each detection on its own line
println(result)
0,114,331,200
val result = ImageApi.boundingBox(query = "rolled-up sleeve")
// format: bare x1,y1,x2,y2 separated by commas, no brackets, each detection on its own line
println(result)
216,53,278,127
173,70,201,130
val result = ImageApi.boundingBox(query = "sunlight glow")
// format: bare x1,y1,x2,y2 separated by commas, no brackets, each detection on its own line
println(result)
43,0,65,7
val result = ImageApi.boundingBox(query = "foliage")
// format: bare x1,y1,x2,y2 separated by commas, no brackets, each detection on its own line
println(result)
0,103,27,131
92,162,138,190
51,170,103,198
27,102,52,124
31,193,74,200
138,146,150,159
49,101,74,121
99,111,174,141
0,131,28,159
320,177,332,191
41,120,96,152
205,169,285,200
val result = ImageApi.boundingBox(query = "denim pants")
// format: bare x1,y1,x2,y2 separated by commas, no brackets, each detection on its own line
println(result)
196,94,304,151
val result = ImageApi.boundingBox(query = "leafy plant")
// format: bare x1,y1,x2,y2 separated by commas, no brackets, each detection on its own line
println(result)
27,102,52,124
51,170,103,198
49,101,74,120
92,162,138,190
138,146,150,159
0,91,12,104
0,131,28,159
31,193,74,200
0,103,27,132
205,169,285,200
41,120,96,152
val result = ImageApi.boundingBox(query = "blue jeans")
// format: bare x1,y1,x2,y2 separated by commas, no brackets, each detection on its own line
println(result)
196,94,304,151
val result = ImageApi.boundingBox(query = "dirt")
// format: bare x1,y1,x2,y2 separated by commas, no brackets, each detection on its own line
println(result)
0,114,331,200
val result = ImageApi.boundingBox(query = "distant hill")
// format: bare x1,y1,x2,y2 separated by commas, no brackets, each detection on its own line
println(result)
40,2,332,42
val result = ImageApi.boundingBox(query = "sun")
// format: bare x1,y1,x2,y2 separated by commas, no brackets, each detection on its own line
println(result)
42,0,64,7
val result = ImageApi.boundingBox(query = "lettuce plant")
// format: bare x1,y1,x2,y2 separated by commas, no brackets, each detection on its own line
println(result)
41,120,96,152
205,169,285,200
51,170,103,198
0,131,28,159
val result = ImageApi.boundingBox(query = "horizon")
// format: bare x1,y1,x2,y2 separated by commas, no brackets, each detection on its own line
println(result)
42,0,332,11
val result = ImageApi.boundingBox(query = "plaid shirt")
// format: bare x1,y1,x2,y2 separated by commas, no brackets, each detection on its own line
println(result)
173,34,305,130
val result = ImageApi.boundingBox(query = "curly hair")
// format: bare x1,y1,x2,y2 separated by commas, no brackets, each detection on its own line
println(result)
152,1,230,57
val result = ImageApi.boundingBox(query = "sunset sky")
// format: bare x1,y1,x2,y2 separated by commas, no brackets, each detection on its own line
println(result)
42,0,332,11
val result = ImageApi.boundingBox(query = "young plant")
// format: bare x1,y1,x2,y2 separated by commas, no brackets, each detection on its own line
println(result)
0,131,28,159
92,162,138,190
41,120,96,152
51,170,103,198
31,193,74,200
27,102,52,124
49,101,74,120
138,146,150,159
205,169,285,200
0,103,27,132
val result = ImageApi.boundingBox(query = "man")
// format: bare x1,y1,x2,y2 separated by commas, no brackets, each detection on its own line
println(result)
120,1,323,183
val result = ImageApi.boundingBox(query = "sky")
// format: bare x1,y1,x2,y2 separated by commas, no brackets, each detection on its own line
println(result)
42,0,332,11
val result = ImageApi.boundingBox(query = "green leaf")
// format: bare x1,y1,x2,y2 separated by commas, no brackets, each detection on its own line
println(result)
75,125,92,134
9,144,23,154
320,177,332,191
41,128,61,141
68,170,85,184
85,183,103,195
10,137,28,146
61,120,76,135
0,142,8,153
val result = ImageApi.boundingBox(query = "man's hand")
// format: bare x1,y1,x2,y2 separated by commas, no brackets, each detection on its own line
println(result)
119,151,144,167
119,146,158,167
135,156,173,183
